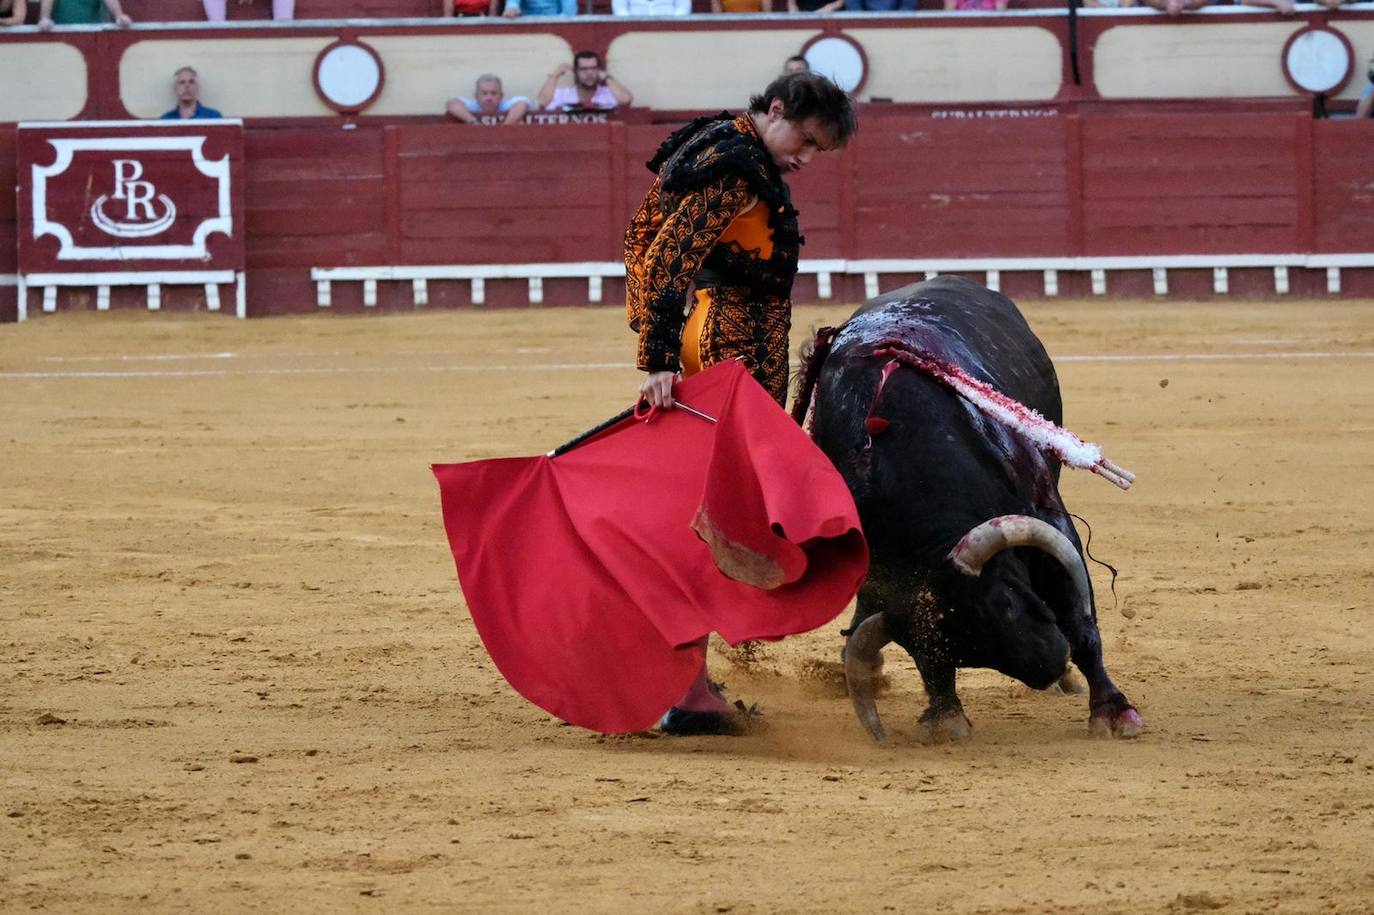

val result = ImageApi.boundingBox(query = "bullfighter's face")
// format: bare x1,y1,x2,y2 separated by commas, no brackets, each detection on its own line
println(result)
757,98,838,175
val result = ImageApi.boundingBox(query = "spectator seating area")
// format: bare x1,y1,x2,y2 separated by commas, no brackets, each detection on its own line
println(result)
11,0,1087,22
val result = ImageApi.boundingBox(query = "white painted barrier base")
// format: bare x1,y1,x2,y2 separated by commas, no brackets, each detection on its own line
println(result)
311,254,1373,308
16,271,246,322
310,260,849,308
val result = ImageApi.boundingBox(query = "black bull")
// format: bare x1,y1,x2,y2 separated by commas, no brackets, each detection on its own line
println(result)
798,276,1141,741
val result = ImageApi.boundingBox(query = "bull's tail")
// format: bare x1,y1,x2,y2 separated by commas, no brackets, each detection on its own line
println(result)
791,325,839,428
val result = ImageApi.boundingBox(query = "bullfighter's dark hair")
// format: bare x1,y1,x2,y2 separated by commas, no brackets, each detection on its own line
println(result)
749,73,857,148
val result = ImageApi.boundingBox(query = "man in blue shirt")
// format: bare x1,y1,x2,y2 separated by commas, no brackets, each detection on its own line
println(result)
1357,56,1374,119
160,67,223,120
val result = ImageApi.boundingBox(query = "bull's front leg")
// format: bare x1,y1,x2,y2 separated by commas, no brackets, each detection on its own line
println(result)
1067,626,1142,739
888,602,972,744
907,644,973,743
1037,549,1143,738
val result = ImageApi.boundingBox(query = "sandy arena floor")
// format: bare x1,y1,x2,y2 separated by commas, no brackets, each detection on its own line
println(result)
1,297,1372,913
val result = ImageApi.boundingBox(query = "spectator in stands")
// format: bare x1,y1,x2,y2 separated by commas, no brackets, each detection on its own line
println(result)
37,0,131,28
612,0,689,14
538,51,634,111
842,0,916,10
713,0,772,12
782,56,810,75
502,0,576,16
446,74,530,125
1,0,30,26
787,0,844,11
160,67,224,119
442,0,499,16
1356,57,1374,119
1140,0,1293,13
945,0,1008,8
202,0,295,20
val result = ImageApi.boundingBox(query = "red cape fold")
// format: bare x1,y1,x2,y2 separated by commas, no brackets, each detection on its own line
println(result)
432,360,868,733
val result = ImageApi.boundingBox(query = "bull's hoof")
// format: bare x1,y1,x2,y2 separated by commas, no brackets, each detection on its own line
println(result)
917,708,973,744
1088,706,1143,739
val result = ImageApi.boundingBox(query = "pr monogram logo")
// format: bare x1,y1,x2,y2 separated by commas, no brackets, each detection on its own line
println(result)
89,159,178,238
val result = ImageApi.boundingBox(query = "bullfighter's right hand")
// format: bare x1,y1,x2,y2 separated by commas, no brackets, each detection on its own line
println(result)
639,371,677,410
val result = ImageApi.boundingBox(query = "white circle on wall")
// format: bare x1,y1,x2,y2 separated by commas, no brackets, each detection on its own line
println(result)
803,35,867,95
1284,28,1350,95
315,42,384,112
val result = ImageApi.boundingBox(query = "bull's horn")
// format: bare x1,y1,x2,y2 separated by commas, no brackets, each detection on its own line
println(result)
844,613,892,742
948,515,1092,621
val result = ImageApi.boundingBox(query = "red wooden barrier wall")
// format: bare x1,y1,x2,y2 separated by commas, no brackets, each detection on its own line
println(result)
0,133,16,320
1080,114,1304,256
241,127,387,312
1312,120,1374,253
849,116,1073,260
395,124,625,264
6,111,1374,322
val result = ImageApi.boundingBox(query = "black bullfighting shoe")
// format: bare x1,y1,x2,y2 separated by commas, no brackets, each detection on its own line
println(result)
658,701,761,737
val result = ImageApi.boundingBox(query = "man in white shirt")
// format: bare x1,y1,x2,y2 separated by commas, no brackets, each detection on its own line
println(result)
446,74,531,125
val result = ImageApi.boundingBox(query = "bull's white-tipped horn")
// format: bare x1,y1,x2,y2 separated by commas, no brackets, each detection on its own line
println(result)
844,613,891,742
948,515,1093,622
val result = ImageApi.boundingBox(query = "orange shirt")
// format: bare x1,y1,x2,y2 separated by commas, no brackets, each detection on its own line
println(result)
681,199,773,375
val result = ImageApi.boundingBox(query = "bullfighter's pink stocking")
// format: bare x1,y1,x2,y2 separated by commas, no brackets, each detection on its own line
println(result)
672,637,732,713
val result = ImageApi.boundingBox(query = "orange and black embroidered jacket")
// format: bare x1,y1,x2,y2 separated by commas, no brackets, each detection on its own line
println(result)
625,112,801,400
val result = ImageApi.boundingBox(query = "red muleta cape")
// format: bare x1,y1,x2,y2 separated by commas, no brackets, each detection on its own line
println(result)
433,360,868,733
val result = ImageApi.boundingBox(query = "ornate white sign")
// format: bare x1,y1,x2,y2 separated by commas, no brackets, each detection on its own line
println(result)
32,135,232,261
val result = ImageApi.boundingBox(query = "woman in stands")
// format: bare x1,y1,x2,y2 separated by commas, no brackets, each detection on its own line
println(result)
202,0,294,20
623,72,856,735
